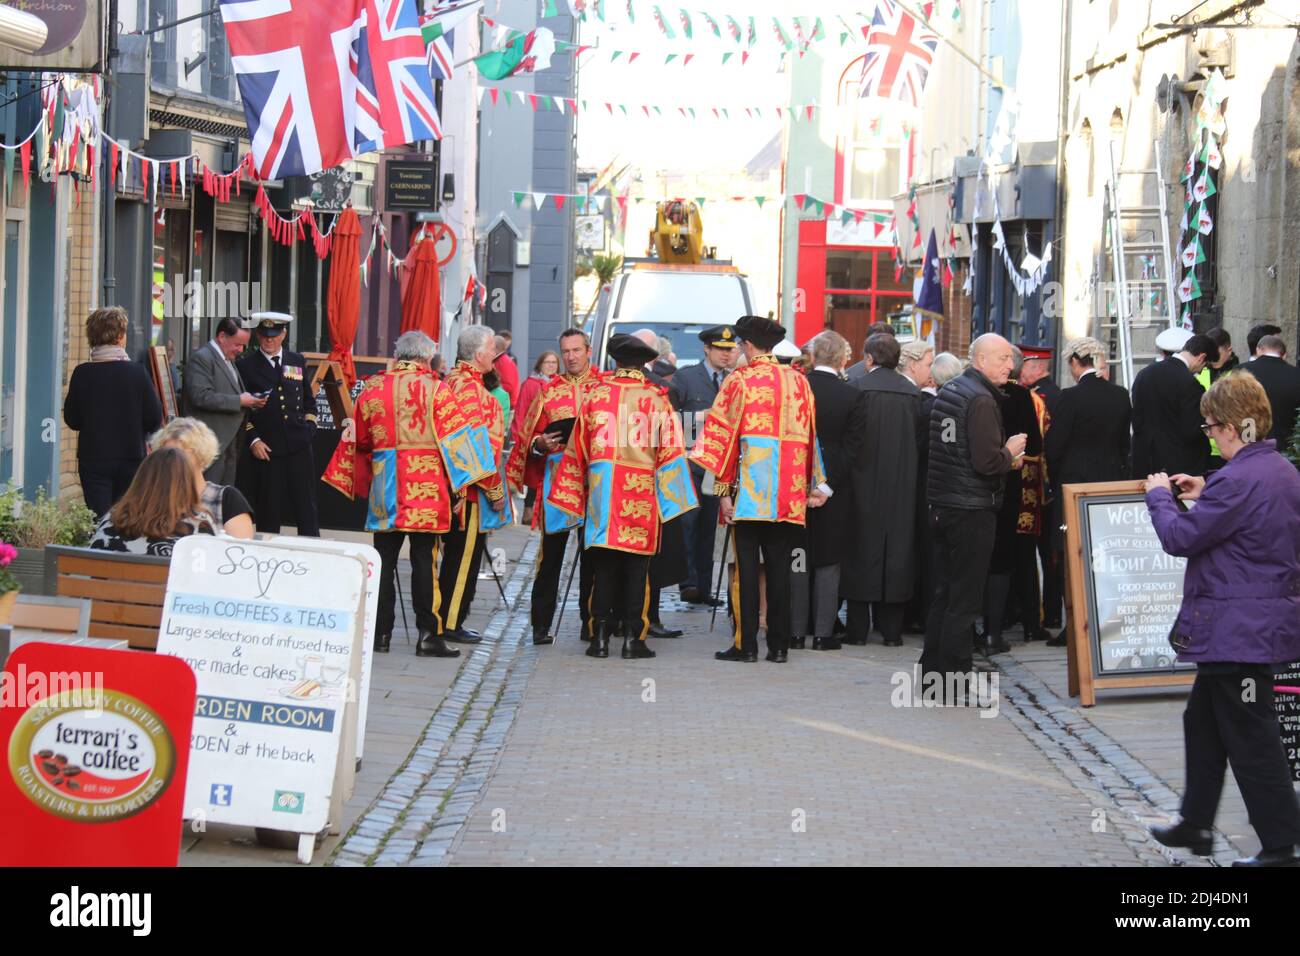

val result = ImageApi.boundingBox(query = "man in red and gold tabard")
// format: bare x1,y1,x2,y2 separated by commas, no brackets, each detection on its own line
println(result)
548,334,698,660
435,325,509,643
691,316,829,664
322,331,498,659
506,328,601,645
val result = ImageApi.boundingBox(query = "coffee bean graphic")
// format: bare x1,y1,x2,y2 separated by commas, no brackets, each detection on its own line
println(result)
66,780,81,791
63,766,82,777
40,760,59,775
54,755,67,766
37,750,53,759
51,776,64,786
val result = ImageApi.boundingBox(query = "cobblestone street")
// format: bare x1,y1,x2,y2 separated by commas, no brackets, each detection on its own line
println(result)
248,528,1260,869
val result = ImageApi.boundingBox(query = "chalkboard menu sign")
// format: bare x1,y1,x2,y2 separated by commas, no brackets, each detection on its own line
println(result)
1081,495,1193,674
1277,663,1300,782
1063,482,1197,706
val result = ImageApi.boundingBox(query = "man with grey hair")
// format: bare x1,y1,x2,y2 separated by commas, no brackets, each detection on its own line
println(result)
930,352,964,389
323,330,499,658
436,325,509,643
899,341,935,392
921,334,1027,684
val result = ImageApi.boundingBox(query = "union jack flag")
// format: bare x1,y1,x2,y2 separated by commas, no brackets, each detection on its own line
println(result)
220,0,440,180
858,1,939,107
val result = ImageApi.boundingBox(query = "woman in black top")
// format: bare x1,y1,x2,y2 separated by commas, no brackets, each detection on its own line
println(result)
63,307,164,518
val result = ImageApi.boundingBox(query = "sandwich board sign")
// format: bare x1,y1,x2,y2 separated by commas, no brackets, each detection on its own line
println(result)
261,536,380,774
156,537,366,862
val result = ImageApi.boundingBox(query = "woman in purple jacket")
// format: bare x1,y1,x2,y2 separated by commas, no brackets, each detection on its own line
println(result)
1142,372,1300,867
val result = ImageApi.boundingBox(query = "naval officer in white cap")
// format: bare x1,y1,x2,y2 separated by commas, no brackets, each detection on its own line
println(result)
235,312,321,536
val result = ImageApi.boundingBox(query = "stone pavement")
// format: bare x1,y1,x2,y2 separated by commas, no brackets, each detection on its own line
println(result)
178,527,530,866
184,522,1281,866
1000,642,1258,862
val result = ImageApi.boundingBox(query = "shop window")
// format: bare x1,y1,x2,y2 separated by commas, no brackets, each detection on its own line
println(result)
824,248,912,353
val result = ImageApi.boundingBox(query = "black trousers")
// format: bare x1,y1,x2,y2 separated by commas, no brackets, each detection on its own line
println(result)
531,527,596,638
590,549,651,639
986,535,1041,641
732,521,796,654
79,458,140,519
438,498,488,632
847,600,906,644
249,446,320,536
373,530,442,638
1181,664,1300,850
921,507,996,677
1038,495,1063,625
679,466,719,593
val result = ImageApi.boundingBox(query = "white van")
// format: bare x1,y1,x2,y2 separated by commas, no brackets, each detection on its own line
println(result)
590,263,756,370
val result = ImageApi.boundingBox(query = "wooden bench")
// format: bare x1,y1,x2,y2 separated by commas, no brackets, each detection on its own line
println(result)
13,594,91,637
44,546,170,651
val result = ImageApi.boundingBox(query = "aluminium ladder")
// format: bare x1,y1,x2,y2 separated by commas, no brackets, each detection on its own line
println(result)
1102,138,1179,389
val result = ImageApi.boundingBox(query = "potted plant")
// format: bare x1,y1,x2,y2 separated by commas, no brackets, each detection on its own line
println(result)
0,539,18,623
0,485,96,595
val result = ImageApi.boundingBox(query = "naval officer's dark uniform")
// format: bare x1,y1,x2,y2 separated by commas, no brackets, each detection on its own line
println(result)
236,343,321,536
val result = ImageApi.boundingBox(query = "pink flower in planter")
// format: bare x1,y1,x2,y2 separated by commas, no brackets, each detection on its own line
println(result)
0,542,16,567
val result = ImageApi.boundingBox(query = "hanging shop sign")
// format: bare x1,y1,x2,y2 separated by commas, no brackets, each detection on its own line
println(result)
384,159,438,211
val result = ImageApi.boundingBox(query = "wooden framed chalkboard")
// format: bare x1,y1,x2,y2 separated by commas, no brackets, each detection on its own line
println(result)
147,346,179,421
1063,481,1196,706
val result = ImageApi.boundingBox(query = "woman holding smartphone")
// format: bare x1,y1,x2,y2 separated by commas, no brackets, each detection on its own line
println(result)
1143,372,1300,867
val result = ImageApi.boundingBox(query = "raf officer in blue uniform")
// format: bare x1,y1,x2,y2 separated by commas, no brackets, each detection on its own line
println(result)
236,312,320,536
667,324,740,604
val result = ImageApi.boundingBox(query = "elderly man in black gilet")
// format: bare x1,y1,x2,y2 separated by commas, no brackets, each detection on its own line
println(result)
920,334,1027,686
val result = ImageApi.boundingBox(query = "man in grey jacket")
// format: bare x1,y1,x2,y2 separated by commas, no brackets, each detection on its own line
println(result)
183,317,266,483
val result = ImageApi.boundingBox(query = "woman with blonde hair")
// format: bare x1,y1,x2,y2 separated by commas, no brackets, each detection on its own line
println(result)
88,447,216,556
152,417,255,538
1145,372,1300,866
63,307,164,518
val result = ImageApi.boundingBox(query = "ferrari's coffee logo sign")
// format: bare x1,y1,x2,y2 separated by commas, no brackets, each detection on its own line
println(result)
8,689,177,823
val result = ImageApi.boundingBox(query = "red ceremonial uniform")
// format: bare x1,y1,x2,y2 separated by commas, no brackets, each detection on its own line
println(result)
505,366,600,529
442,360,507,516
689,354,826,525
321,361,489,532
548,368,698,555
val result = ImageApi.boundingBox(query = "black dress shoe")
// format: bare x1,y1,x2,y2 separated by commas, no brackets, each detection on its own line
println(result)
1045,633,1068,647
1232,845,1300,867
622,637,656,659
679,586,703,603
883,637,903,647
789,636,806,649
698,595,725,608
443,628,483,644
586,624,610,659
415,631,461,658
765,649,788,663
844,636,868,646
1150,821,1214,856
532,628,555,645
984,639,1012,655
812,636,842,651
715,646,757,662
647,623,683,639
374,633,391,654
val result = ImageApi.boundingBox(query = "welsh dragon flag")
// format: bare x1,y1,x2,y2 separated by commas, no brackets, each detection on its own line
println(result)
473,26,556,80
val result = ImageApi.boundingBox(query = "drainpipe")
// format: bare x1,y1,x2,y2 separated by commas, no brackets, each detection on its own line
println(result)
101,0,119,309
1051,0,1071,377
